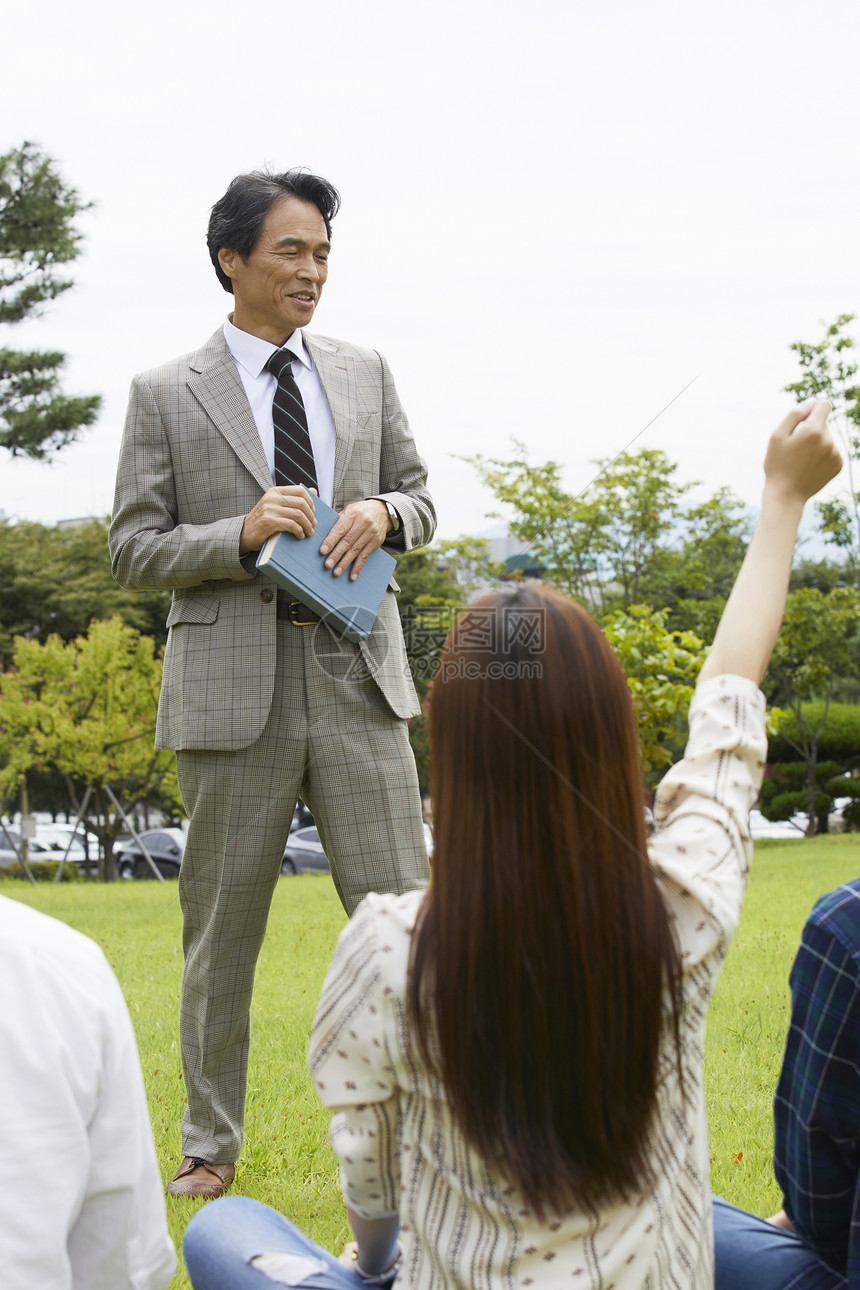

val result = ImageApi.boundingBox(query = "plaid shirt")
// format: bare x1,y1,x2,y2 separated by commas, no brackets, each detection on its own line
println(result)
773,880,860,1289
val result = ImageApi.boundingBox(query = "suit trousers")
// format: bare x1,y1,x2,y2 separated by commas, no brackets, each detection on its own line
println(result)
176,615,429,1162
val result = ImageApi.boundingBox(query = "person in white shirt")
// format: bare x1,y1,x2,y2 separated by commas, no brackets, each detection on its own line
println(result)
182,399,840,1289
0,894,176,1290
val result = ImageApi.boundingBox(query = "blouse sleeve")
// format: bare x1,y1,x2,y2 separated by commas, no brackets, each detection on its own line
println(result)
650,674,767,971
308,896,404,1220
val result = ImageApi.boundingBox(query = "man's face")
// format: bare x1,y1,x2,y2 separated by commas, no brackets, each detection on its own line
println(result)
218,196,330,344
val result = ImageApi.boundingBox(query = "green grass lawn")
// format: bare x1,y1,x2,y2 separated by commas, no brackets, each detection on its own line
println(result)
706,833,860,1212
4,835,860,1288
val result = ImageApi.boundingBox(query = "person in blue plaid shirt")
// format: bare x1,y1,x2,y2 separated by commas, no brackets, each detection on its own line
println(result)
714,880,860,1290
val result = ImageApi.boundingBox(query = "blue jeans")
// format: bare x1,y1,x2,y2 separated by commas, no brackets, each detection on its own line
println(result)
183,1197,369,1290
713,1196,845,1290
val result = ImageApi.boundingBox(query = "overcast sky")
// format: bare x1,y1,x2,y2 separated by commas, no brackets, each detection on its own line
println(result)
3,0,859,546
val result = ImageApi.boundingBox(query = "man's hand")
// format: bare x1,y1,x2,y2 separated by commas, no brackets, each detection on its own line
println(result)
239,485,316,554
320,499,392,580
766,1208,795,1232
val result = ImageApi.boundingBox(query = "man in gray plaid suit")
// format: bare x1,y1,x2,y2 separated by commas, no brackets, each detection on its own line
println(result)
109,169,434,1198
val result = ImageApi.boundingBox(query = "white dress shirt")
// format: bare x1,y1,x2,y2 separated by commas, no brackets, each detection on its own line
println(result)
0,896,176,1290
224,318,337,506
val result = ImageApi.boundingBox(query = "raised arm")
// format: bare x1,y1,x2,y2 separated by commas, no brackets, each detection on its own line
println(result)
698,400,841,687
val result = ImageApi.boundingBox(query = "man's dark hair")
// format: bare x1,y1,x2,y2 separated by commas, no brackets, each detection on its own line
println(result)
207,169,341,293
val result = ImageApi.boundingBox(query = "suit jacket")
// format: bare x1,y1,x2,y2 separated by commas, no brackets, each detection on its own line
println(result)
109,327,436,751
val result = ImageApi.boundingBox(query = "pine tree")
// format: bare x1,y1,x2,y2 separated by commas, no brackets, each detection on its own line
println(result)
0,141,101,458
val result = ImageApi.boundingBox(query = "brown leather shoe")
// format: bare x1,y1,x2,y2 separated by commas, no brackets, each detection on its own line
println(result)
167,1156,236,1199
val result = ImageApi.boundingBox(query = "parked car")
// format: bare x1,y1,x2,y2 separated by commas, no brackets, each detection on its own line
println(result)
0,826,21,867
291,801,315,833
828,796,853,832
749,808,807,839
0,825,88,868
115,827,186,879
281,822,434,877
281,826,329,876
36,824,99,871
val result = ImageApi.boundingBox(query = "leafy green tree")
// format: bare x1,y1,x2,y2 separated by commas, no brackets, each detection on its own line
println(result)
636,487,752,644
0,142,100,457
790,556,855,594
461,442,598,606
764,587,860,834
602,605,705,781
785,314,860,575
0,517,170,665
434,535,507,601
395,538,505,795
463,446,751,772
464,443,692,612
650,488,750,622
397,538,506,684
397,547,707,792
396,546,466,618
591,450,692,607
787,562,860,701
0,618,180,878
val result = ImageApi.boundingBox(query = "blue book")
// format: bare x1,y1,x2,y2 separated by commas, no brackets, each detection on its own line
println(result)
255,496,396,643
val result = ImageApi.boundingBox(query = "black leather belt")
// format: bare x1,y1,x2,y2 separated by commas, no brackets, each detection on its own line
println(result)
276,596,320,625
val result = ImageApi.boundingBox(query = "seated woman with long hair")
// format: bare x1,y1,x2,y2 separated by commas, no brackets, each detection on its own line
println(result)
183,400,840,1290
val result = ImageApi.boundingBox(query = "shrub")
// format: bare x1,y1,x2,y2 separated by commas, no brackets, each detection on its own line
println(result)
768,703,860,763
760,759,841,828
0,860,80,882
824,778,860,799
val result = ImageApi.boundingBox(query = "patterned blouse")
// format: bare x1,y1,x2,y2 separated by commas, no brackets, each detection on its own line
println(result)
308,674,767,1289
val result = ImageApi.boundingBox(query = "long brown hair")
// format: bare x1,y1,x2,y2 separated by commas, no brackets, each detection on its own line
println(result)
407,585,683,1217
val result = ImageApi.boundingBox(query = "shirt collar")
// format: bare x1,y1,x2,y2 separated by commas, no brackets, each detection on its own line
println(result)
223,317,311,379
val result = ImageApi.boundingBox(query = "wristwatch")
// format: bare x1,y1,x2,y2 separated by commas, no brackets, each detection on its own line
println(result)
383,501,401,534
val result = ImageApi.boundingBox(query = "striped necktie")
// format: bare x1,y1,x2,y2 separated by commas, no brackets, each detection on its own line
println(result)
266,348,318,490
